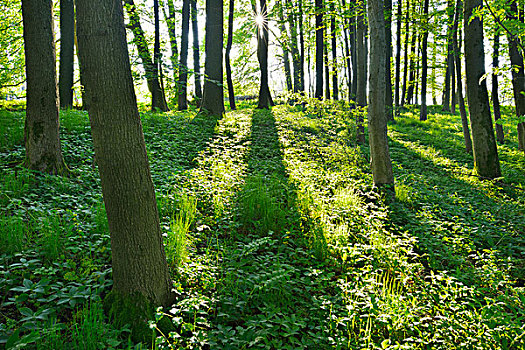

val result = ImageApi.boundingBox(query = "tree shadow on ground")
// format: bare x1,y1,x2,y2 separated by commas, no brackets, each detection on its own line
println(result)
387,136,525,289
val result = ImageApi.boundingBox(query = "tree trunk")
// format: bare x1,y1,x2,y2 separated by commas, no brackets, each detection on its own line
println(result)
59,0,75,109
123,0,168,112
257,0,270,108
298,0,305,91
166,0,179,83
76,0,174,338
492,31,504,144
453,0,472,152
331,1,339,100
278,1,293,92
179,0,190,110
225,0,236,109
420,0,429,121
464,0,501,178
287,0,301,92
507,0,525,151
384,0,393,119
368,0,394,187
350,0,358,99
315,0,323,99
442,0,455,112
401,0,410,106
356,2,366,144
153,0,168,112
342,0,352,101
394,0,402,108
22,0,66,175
191,0,202,102
201,0,225,116
405,20,417,105
324,40,331,99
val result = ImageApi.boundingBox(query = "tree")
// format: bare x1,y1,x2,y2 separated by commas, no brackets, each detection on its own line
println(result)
166,0,179,84
330,0,339,100
464,0,501,178
287,0,302,92
384,0,393,119
179,0,190,110
492,30,504,144
201,0,225,116
368,0,394,187
225,0,236,109
278,0,293,92
22,0,66,175
152,0,167,112
191,0,203,102
123,0,168,112
420,0,429,121
394,0,402,108
315,0,324,99
442,0,455,112
76,0,174,338
59,0,75,109
257,0,271,108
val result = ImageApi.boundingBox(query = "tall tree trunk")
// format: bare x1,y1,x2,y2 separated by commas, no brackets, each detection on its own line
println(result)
191,0,202,102
420,0,429,120
201,0,224,116
257,0,270,108
59,0,75,109
394,0,402,108
464,0,501,178
324,40,331,99
507,0,525,151
431,38,437,104
342,0,352,101
368,0,394,187
287,0,301,92
123,0,168,111
153,0,168,112
22,0,66,175
384,0,393,119
225,0,236,109
331,1,339,100
298,0,305,91
401,0,410,106
315,0,323,99
76,0,174,338
453,0,472,152
279,0,293,92
492,31,504,144
405,16,417,105
166,0,179,83
350,0,358,99
356,1,366,144
179,0,190,110
442,0,454,112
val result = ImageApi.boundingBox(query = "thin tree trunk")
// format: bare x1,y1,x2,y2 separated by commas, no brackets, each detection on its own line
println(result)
124,0,168,112
342,0,352,101
153,0,168,112
492,31,504,144
401,0,410,105
225,0,236,109
279,0,293,92
464,0,501,178
178,0,190,110
325,40,331,99
315,0,323,99
22,0,66,175
420,0,429,121
59,0,74,109
442,0,454,112
331,1,339,100
257,0,270,108
507,0,525,151
394,0,402,108
385,0,393,119
76,0,174,338
356,1,366,144
368,0,394,187
201,0,224,116
453,0,472,152
350,0,358,99
191,0,202,102
431,38,437,104
405,12,417,105
298,0,305,91
166,0,179,83
287,0,301,92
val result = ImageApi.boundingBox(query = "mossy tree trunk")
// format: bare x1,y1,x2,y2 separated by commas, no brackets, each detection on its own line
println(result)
22,0,66,175
464,0,501,178
76,0,174,338
59,0,75,109
201,0,225,116
368,0,394,187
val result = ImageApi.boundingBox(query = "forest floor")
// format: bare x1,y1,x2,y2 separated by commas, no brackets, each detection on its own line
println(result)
0,100,524,349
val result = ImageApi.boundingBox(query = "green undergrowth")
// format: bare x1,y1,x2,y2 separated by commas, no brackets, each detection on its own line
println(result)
1,101,524,349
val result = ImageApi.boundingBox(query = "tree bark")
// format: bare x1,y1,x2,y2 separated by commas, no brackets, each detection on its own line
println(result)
279,0,293,92
350,0,358,99
384,0,393,119
298,0,305,91
368,0,394,186
225,0,236,109
257,0,270,108
315,0,323,99
442,0,455,112
394,0,402,108
201,0,225,116
400,0,410,106
453,0,472,152
507,0,525,151
76,0,174,336
166,0,179,83
22,0,66,175
59,0,75,109
179,0,190,110
420,0,429,121
405,19,417,105
330,1,339,100
342,0,352,101
287,0,301,92
123,0,168,112
464,0,501,178
324,39,331,100
153,0,167,112
492,31,504,144
191,0,202,102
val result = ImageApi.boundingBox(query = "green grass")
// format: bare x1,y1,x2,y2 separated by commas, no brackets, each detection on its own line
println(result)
0,103,524,349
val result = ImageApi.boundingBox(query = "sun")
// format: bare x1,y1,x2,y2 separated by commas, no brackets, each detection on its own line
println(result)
255,14,265,27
